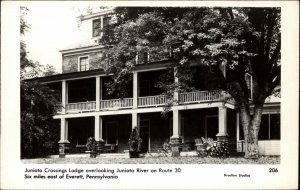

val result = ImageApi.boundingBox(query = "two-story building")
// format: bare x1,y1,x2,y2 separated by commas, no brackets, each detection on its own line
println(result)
34,9,280,157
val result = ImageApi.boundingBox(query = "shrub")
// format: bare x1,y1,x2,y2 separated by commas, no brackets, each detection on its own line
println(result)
128,127,142,158
196,137,229,158
86,137,98,158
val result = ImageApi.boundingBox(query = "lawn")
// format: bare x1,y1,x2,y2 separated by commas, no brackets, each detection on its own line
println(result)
22,155,280,164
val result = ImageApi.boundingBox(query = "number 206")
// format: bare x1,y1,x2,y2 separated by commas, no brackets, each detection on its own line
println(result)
269,168,278,173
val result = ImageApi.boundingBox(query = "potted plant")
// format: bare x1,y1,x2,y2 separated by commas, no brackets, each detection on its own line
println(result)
128,127,142,158
86,137,98,158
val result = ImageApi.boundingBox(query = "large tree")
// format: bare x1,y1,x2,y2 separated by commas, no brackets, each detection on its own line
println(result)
20,7,59,158
93,7,280,158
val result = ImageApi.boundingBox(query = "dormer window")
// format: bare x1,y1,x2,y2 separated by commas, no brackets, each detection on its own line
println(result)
93,19,102,37
79,56,89,71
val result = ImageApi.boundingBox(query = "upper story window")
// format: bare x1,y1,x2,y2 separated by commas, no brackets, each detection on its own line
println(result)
93,19,102,37
92,17,111,38
79,56,89,71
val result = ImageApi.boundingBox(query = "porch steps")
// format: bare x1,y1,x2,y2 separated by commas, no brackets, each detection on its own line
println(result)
97,153,128,158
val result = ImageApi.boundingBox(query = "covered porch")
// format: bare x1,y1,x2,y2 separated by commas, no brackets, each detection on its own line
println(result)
57,104,238,157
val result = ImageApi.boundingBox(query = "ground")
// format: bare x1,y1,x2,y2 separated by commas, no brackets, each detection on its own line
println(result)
22,156,280,164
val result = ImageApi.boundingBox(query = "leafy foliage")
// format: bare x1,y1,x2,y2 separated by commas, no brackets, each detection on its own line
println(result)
20,7,59,158
86,137,98,158
128,127,142,158
196,137,229,158
97,7,280,158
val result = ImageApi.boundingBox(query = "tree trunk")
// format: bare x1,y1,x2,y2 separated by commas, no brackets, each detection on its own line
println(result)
240,103,264,159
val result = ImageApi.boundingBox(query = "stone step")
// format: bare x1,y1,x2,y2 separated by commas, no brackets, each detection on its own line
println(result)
97,153,127,158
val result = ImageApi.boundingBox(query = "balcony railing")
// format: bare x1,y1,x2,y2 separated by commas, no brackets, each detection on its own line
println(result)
100,98,133,110
66,101,96,113
138,95,168,107
57,90,234,114
179,90,225,104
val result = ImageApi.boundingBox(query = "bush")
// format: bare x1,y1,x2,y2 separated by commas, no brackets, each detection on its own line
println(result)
209,143,229,158
128,127,142,158
86,137,98,158
196,137,229,158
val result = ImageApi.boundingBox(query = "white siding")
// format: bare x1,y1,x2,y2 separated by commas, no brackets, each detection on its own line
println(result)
237,140,280,155
258,140,280,155
80,19,93,40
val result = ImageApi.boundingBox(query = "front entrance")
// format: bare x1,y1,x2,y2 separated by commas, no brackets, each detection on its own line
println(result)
139,119,150,153
205,115,218,140
104,121,118,145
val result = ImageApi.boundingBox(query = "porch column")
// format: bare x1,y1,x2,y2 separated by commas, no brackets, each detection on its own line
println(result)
236,112,243,152
58,118,70,158
133,71,139,108
62,80,68,114
132,112,139,129
95,116,104,153
216,106,229,148
173,67,179,103
95,116,104,141
236,112,240,141
96,76,101,111
170,110,182,157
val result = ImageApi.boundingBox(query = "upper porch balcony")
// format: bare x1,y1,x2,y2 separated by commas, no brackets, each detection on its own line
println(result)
49,66,234,115
57,90,233,114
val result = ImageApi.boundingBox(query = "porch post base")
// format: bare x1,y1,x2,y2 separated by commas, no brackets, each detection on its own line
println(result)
216,134,229,149
170,137,182,157
58,142,70,158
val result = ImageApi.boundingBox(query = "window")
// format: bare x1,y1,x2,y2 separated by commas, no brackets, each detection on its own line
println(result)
136,51,149,64
259,114,280,140
245,73,253,99
79,57,89,71
93,17,110,37
239,113,280,140
93,19,101,37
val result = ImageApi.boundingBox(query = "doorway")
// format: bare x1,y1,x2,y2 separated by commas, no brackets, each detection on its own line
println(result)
104,121,118,145
205,115,218,140
139,119,150,153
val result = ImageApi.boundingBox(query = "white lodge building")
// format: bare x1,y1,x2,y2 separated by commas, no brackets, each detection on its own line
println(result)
35,10,280,157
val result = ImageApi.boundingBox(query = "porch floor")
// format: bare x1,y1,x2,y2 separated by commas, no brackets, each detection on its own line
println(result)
48,151,199,159
48,153,128,159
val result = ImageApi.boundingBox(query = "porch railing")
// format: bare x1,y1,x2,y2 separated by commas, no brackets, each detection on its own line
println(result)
56,90,234,114
179,90,225,104
66,101,96,113
100,98,133,110
138,95,168,107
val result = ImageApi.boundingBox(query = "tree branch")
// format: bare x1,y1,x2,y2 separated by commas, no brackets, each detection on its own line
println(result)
269,38,281,68
265,10,276,60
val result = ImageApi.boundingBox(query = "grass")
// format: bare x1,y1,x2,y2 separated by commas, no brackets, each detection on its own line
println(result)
22,155,280,164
